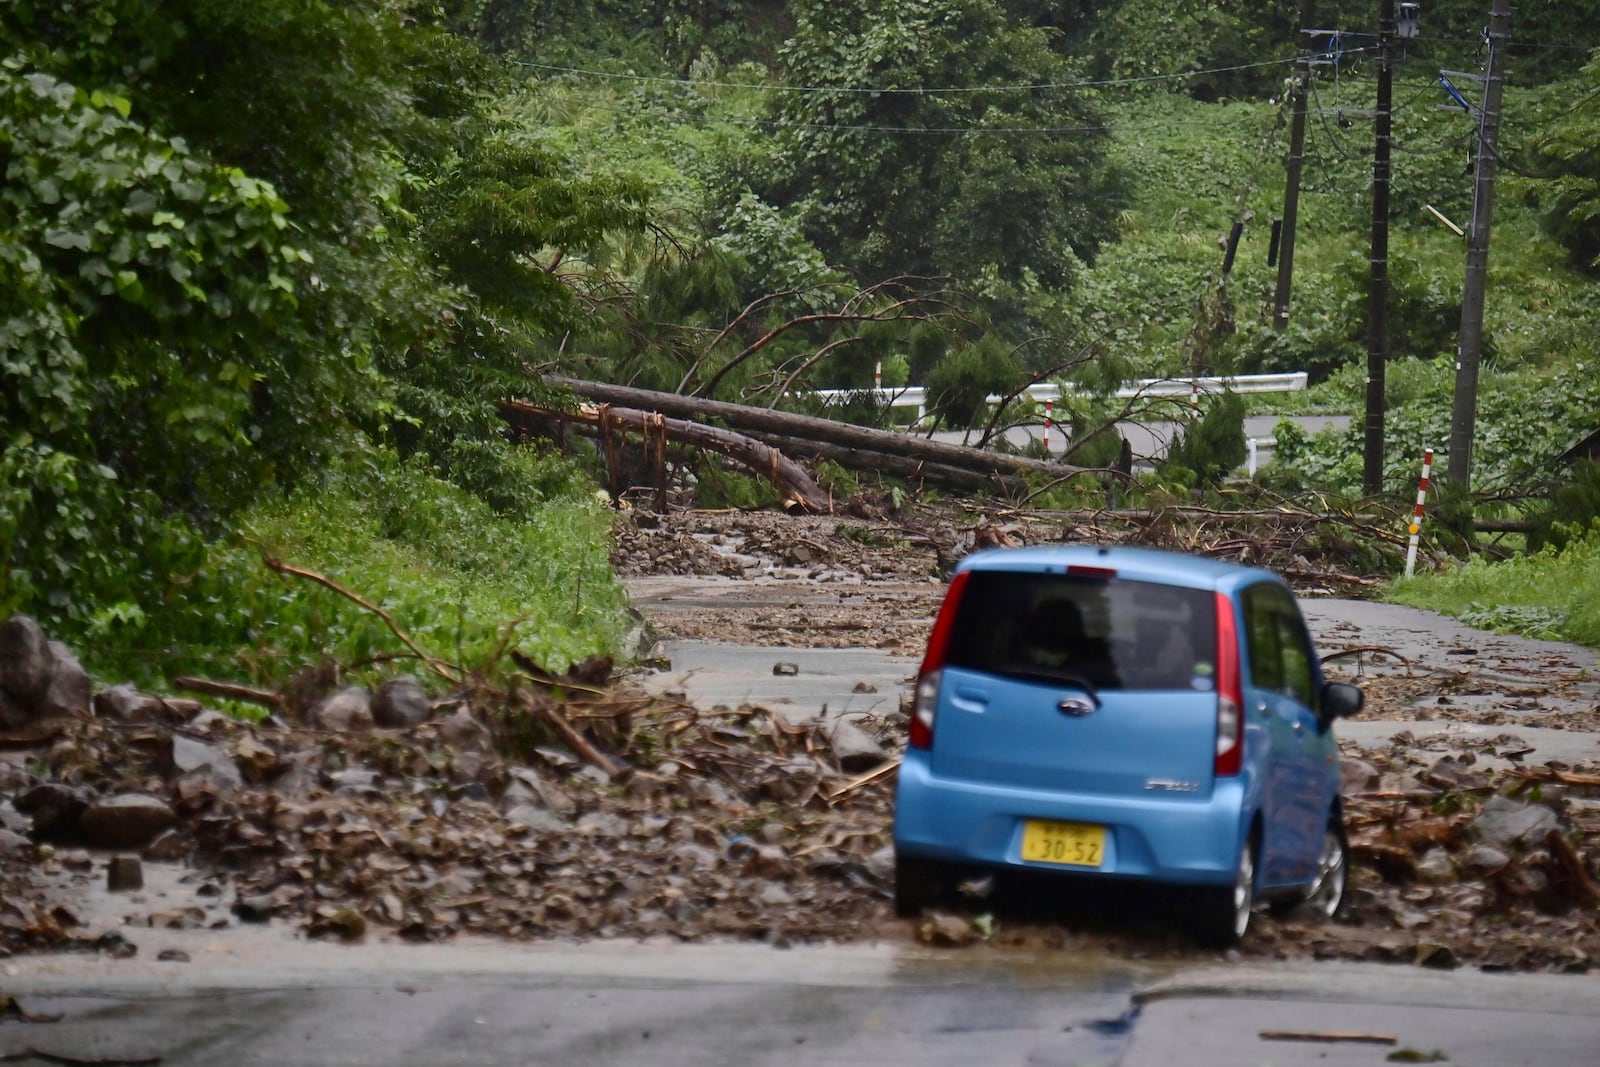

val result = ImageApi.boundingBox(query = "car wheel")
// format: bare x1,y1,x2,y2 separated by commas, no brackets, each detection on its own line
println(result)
1194,840,1255,946
893,853,946,918
1268,822,1349,921
1303,824,1348,919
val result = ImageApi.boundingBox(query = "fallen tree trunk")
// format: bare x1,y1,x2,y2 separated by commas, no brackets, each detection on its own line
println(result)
502,398,831,514
543,376,1085,485
746,429,1029,497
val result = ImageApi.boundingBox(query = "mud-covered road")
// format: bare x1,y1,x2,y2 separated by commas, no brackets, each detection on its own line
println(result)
2,502,1598,988
618,505,1600,972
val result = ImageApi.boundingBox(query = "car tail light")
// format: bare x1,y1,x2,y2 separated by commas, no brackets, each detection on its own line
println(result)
1214,591,1243,777
911,571,970,750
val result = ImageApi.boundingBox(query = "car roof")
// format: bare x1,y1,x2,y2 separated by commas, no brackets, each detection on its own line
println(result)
953,544,1283,594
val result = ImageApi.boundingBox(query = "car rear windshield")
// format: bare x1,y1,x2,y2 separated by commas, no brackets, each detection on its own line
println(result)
944,571,1219,692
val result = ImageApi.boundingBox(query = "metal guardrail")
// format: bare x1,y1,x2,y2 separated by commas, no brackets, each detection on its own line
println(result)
1246,437,1277,477
812,372,1308,421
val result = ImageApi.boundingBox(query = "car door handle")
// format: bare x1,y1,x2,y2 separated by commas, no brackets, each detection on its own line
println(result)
951,688,989,713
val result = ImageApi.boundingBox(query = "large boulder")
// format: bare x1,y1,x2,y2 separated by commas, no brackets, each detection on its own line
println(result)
505,804,569,835
506,767,576,816
372,676,431,729
435,707,491,751
0,616,52,704
0,689,28,731
0,620,92,722
39,640,91,717
310,686,375,732
824,715,887,773
171,735,243,790
1471,796,1561,850
77,794,178,849
93,684,166,723
15,782,92,840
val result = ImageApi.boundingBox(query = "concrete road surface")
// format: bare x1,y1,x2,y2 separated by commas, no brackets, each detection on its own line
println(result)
3,934,1596,1066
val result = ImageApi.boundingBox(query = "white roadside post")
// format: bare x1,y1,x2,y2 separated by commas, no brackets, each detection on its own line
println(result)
1405,447,1434,577
1043,399,1054,454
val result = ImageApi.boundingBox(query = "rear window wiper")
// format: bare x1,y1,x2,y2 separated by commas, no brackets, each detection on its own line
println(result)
995,665,1105,700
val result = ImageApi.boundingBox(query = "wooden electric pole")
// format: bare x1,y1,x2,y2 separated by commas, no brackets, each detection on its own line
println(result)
1447,0,1512,488
1363,0,1395,495
1273,0,1317,332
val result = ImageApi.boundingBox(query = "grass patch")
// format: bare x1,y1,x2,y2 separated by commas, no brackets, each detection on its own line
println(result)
1387,524,1600,652
81,450,632,692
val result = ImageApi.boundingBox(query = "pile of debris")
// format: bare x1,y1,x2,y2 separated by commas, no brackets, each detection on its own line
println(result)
4,610,1599,972
611,498,1400,593
610,509,940,582
0,614,904,954
1262,739,1600,971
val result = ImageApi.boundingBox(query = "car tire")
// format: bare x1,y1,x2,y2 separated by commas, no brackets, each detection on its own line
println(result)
893,853,946,918
1268,822,1349,922
1194,839,1255,947
1303,823,1349,919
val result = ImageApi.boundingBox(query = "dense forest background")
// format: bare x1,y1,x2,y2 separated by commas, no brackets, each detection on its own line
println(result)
4,1,1599,680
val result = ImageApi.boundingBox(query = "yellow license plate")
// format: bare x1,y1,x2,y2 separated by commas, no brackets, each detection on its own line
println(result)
1020,820,1106,868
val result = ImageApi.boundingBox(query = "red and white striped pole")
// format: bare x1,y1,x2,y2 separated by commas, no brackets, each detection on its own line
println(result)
1405,447,1434,577
1190,378,1200,418
1043,399,1053,452
874,360,882,392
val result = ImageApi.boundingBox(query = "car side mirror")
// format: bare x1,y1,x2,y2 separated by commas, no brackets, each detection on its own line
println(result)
1320,681,1364,727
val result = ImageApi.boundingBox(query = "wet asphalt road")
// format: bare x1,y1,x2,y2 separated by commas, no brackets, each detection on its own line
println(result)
5,936,1598,1066
5,937,1144,1066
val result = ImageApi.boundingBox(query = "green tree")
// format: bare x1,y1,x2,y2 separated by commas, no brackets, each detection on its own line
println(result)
764,0,1128,300
0,58,327,621
1528,48,1600,272
0,1,491,626
1161,391,1246,487
924,334,1025,430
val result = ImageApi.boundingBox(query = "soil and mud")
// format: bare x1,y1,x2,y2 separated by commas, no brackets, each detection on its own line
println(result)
1,501,1597,978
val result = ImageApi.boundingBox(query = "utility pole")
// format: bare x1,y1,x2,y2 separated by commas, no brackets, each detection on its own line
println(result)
1363,0,1395,495
1447,0,1512,488
1272,0,1317,332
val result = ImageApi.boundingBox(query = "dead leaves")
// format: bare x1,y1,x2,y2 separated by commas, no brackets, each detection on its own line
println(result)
3,688,905,951
1308,736,1600,972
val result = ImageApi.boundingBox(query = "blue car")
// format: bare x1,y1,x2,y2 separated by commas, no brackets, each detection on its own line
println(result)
892,545,1363,944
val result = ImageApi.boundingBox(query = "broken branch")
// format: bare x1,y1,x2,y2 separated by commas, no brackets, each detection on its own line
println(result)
171,676,284,710
825,758,901,800
258,555,461,685
1259,1031,1397,1046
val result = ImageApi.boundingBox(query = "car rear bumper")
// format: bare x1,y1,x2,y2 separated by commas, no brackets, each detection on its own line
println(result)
892,752,1249,887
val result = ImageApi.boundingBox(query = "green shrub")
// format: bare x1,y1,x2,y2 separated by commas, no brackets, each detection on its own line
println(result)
1389,523,1600,650
1531,461,1600,553
1160,392,1246,487
77,451,631,690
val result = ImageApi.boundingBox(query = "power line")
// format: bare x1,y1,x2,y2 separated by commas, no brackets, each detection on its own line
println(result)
1312,30,1595,53
513,55,1305,96
1419,34,1597,52
541,87,1300,138
1308,77,1362,159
